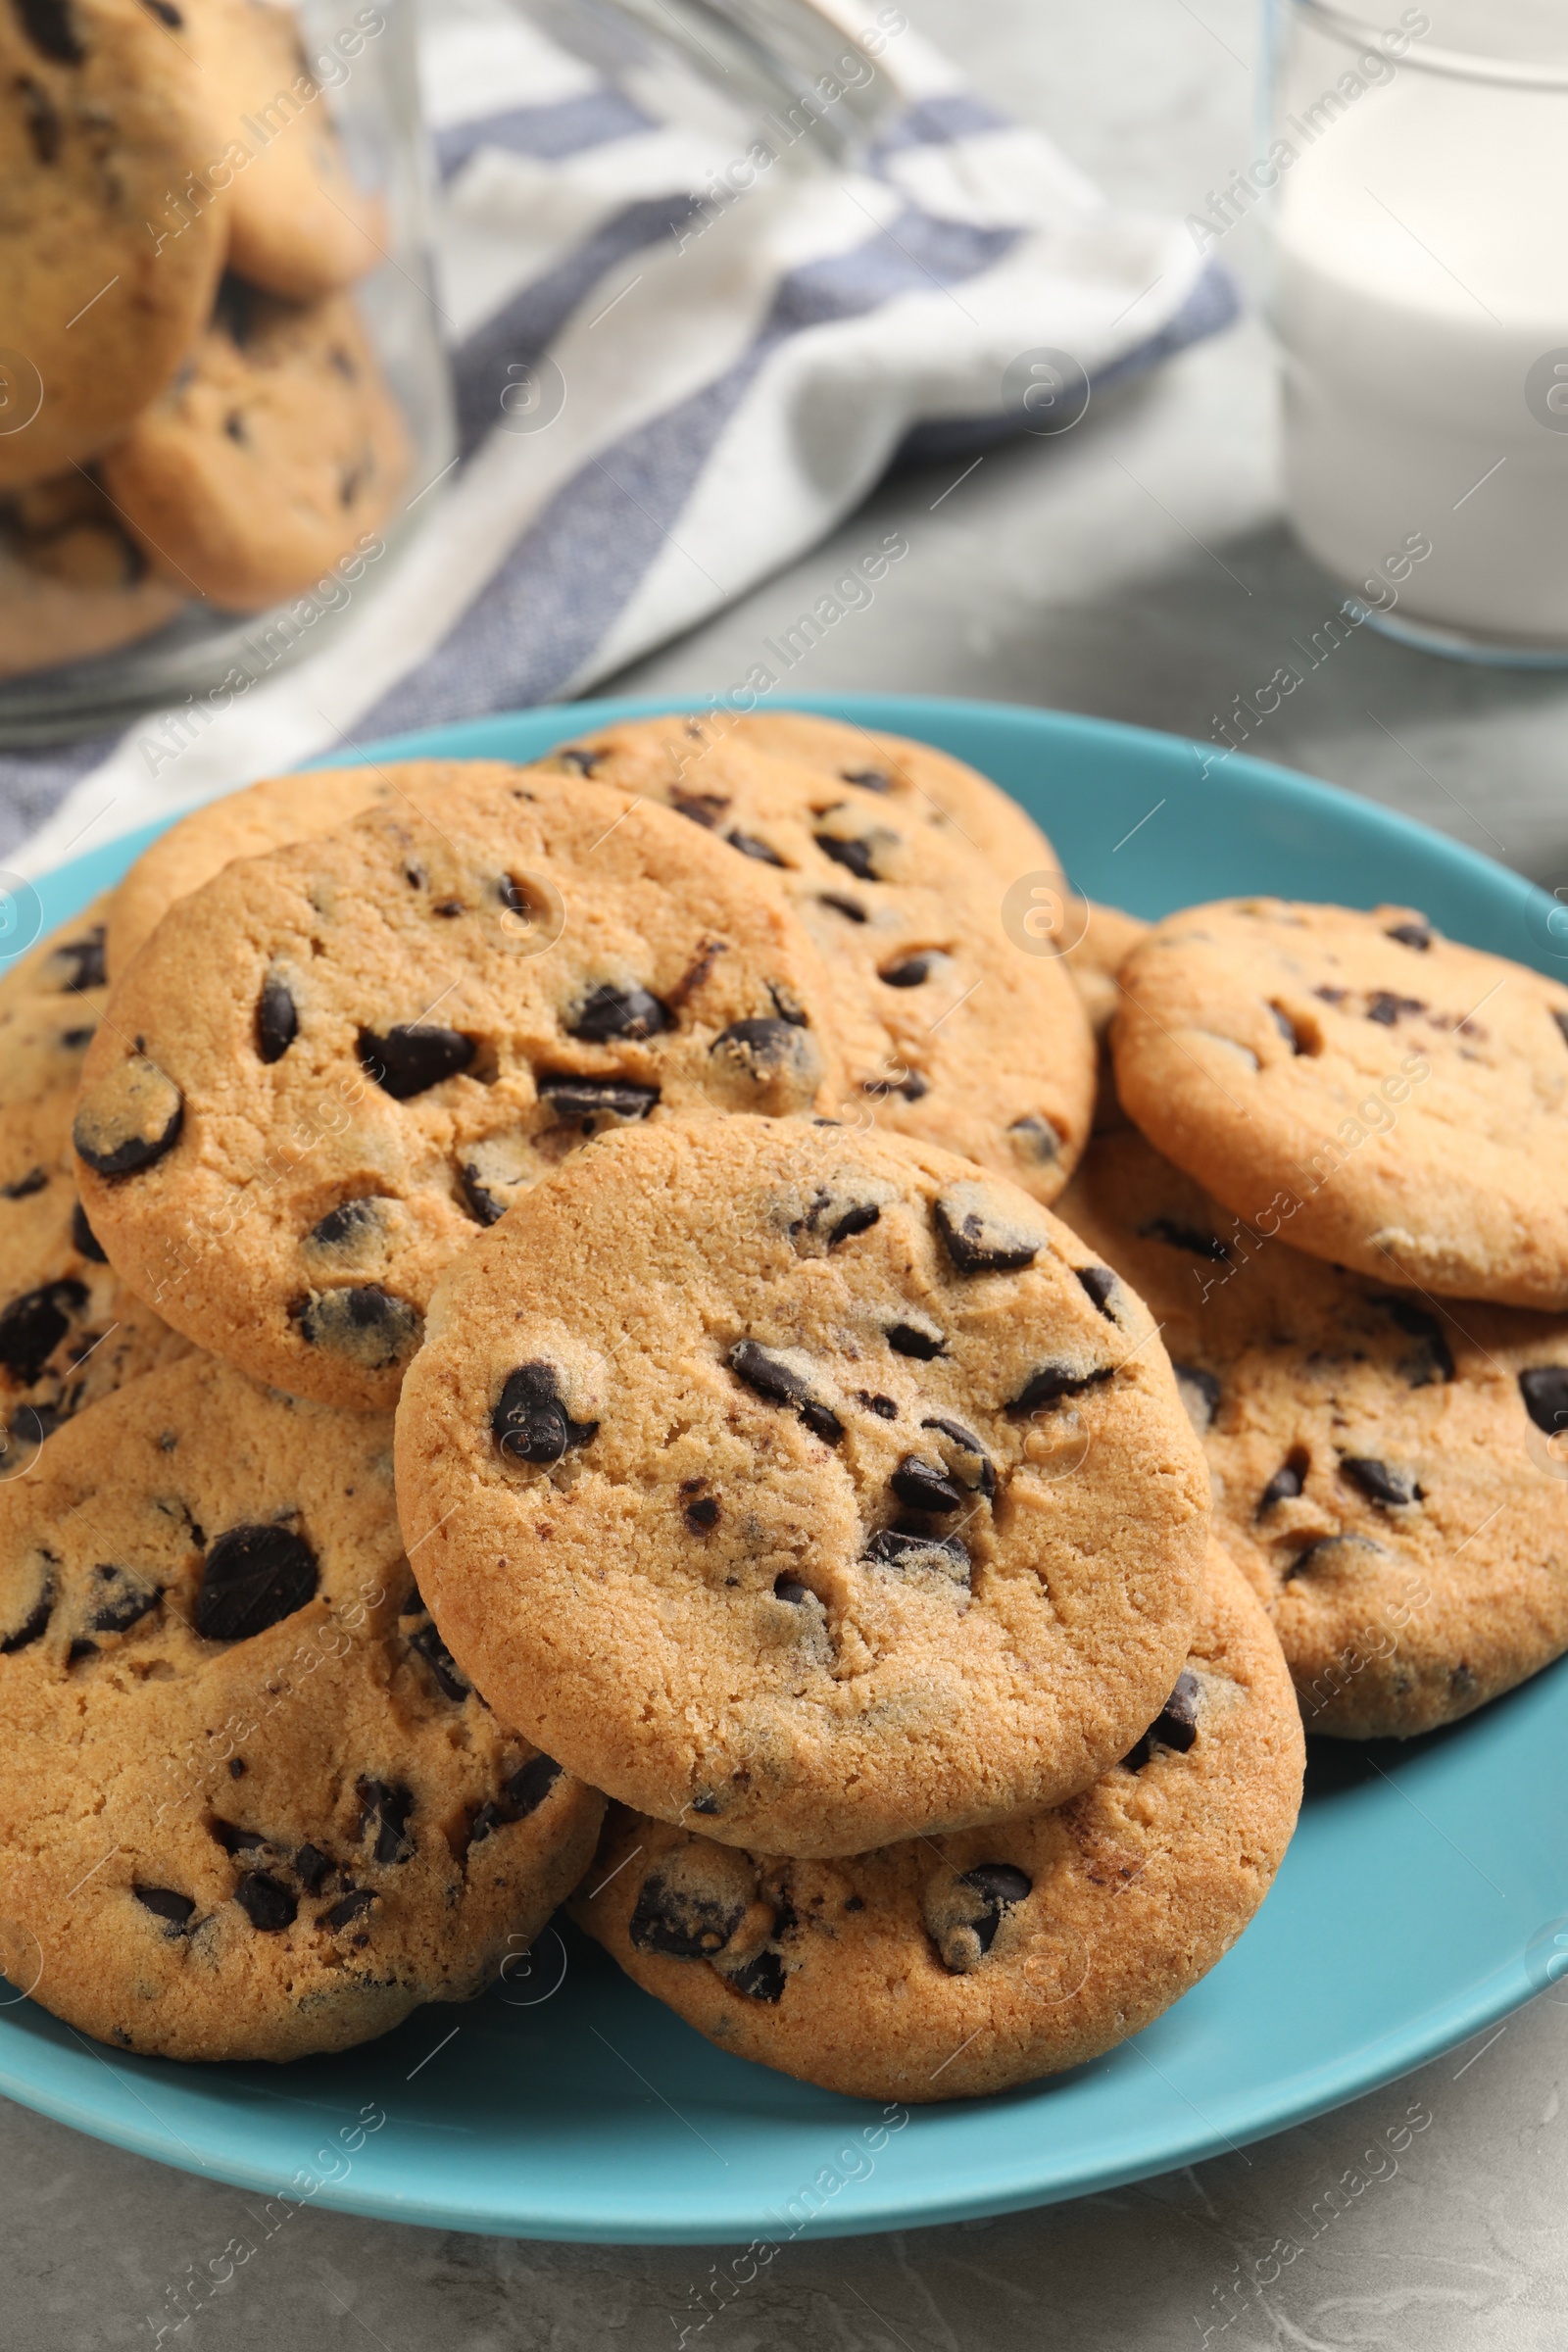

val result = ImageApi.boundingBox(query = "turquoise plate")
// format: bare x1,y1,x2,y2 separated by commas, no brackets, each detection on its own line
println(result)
3,695,1565,2244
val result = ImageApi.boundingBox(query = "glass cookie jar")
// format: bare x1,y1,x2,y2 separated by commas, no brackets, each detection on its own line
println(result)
0,0,450,740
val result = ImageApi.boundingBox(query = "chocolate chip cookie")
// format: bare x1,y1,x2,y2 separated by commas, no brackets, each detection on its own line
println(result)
100,275,409,611
535,718,1095,1202
108,760,414,973
188,0,385,301
0,470,182,676
571,1542,1300,2100
0,0,226,489
75,772,848,1407
1057,1126,1568,1739
1114,899,1568,1309
0,1351,603,2062
0,898,186,1462
715,710,1059,884
394,1115,1210,1857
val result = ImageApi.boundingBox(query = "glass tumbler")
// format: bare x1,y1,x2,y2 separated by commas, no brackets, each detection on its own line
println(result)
1265,1,1568,660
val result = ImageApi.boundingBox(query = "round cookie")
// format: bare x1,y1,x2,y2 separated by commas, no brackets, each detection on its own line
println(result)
0,1353,602,2062
108,760,416,973
1114,898,1568,1310
74,772,848,1408
100,276,410,611
571,1543,1301,2101
0,472,182,677
0,898,187,1461
186,0,384,301
536,718,1095,1203
0,0,226,489
715,710,1058,885
1056,1127,1568,1739
394,1115,1210,1857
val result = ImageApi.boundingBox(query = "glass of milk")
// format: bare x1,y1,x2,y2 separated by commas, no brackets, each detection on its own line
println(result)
1267,0,1568,660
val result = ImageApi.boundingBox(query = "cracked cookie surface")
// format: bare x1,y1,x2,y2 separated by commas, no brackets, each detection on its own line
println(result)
0,1351,602,2061
572,1543,1300,2099
395,1115,1209,1857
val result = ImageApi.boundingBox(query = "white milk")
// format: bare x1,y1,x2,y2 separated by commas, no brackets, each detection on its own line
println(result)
1272,57,1568,646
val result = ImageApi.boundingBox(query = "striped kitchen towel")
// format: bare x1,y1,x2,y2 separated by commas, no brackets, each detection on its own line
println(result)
8,0,1235,872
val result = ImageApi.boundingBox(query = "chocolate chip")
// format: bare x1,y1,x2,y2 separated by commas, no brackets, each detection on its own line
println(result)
1007,1115,1061,1166
1520,1366,1568,1433
727,1341,842,1445
919,1415,996,1497
862,1527,970,1584
19,75,61,164
1140,1217,1231,1262
1385,919,1432,950
410,1617,469,1701
817,893,867,922
357,1779,415,1864
305,1198,391,1258
828,1202,879,1247
255,975,298,1062
934,1186,1044,1275
861,1070,929,1102
1342,1455,1421,1506
295,1843,332,1893
87,1564,158,1635
15,0,84,64
887,1320,945,1359
959,1864,1031,1954
228,1757,245,1778
1373,1296,1455,1387
861,1393,898,1418
319,1888,375,1930
74,1055,182,1176
536,1073,659,1124
141,0,184,22
134,1886,194,1931
70,1202,106,1262
727,828,787,866
726,1950,786,2001
502,1754,563,1818
565,984,669,1043
0,1567,53,1653
1008,1363,1111,1416
1268,1003,1306,1053
1174,1363,1222,1434
211,1819,267,1855
552,746,600,775
880,956,932,988
358,1024,475,1099
235,1873,297,1932
1122,1670,1200,1769
841,765,892,793
629,1874,744,1959
773,1575,810,1602
194,1525,318,1642
708,1018,824,1109
296,1286,421,1370
492,1360,598,1464
890,1455,964,1513
1258,1451,1306,1512
0,1278,86,1384
0,1167,47,1200
684,1494,720,1533
814,833,878,880
1076,1266,1118,1318
1366,991,1424,1026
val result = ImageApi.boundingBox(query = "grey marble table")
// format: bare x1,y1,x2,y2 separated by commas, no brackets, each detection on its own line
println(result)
8,3,1568,2344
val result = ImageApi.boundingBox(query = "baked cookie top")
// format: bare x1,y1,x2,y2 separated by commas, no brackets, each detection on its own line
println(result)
571,1543,1301,2101
0,898,186,1458
535,717,1095,1202
394,1116,1210,1857
108,760,413,974
1113,898,1568,1309
1057,1128,1568,1739
74,772,847,1406
0,1353,602,2064
0,0,226,487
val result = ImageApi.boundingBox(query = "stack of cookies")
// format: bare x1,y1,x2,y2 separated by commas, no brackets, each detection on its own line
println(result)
1,0,406,676
40,712,1568,2106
